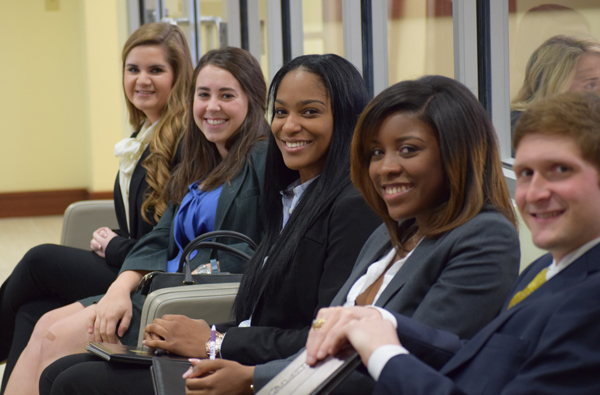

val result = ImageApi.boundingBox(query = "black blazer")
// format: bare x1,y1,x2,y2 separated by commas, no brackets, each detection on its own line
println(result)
104,145,155,267
216,183,382,365
375,243,600,395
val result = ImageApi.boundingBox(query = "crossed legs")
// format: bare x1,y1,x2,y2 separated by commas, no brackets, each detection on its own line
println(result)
4,302,98,395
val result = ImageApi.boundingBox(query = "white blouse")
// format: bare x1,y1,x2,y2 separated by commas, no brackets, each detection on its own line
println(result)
344,240,421,307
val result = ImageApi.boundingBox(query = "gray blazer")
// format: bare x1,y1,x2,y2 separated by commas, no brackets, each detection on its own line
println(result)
253,207,520,390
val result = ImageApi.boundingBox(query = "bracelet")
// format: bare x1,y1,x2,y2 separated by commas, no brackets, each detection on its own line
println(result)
205,331,224,357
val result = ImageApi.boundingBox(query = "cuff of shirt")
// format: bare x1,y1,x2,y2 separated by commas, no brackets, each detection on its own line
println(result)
367,345,409,381
367,306,398,328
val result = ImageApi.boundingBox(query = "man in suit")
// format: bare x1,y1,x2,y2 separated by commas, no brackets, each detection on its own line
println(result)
303,91,600,394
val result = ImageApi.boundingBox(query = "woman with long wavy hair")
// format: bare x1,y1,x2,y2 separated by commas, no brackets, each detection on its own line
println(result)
182,76,520,395
5,45,270,395
0,22,192,391
38,54,383,395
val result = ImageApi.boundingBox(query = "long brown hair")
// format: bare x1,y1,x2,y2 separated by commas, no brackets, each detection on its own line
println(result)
351,75,516,251
121,22,193,223
166,47,269,204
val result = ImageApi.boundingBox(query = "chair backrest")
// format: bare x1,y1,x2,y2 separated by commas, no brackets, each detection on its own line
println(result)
61,200,118,249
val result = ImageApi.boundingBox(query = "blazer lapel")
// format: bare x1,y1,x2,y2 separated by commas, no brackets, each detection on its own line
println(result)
441,245,600,374
331,227,391,306
213,162,247,231
374,237,436,307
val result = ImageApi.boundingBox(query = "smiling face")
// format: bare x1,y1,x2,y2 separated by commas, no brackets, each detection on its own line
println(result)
123,45,174,123
193,64,249,158
271,69,334,183
514,133,600,262
368,113,446,227
568,52,600,93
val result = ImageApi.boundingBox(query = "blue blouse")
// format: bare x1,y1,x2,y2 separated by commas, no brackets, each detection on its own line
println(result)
166,182,223,272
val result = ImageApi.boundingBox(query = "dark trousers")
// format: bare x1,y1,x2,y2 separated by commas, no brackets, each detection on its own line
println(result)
0,244,120,391
40,354,153,395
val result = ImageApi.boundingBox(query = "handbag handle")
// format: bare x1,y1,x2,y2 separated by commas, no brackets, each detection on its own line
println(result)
184,230,258,250
177,230,258,273
134,231,256,294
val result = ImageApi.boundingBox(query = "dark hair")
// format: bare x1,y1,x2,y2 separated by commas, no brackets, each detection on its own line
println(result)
234,54,370,321
166,47,269,203
514,91,600,176
351,75,517,251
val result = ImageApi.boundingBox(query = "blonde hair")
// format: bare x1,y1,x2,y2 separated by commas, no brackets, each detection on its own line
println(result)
511,35,600,111
121,22,193,223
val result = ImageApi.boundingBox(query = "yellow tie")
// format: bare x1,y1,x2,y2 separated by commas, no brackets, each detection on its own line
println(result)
507,268,548,310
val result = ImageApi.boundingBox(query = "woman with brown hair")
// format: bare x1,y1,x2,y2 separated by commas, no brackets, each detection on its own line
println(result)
0,21,192,390
4,46,270,395
178,75,521,395
39,53,382,395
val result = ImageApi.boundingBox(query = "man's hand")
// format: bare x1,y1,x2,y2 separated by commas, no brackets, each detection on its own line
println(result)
336,316,400,366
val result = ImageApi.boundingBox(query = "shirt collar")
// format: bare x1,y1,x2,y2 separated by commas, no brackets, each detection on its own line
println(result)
546,235,600,280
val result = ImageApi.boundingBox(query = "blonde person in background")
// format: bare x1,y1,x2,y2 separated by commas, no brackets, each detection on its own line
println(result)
0,22,192,393
510,35,600,137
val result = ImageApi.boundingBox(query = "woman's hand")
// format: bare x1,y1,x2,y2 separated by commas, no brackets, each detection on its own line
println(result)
91,271,143,343
305,306,382,366
143,315,211,357
183,359,255,395
91,227,118,258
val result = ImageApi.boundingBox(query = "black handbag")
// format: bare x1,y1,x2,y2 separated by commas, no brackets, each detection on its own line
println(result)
135,230,256,296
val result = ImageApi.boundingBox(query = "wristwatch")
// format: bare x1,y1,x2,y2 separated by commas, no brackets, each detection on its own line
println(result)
205,331,225,357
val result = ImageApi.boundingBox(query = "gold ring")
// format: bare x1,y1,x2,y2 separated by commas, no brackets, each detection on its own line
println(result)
311,318,326,331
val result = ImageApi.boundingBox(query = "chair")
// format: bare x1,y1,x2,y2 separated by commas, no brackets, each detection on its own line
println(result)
60,200,118,249
59,200,241,347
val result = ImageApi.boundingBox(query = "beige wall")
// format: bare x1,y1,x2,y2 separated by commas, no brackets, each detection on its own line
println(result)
0,0,129,194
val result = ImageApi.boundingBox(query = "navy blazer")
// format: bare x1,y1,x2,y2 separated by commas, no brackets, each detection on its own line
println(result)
375,242,600,395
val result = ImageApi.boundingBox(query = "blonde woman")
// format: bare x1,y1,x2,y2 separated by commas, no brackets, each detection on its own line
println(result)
0,22,192,390
511,34,600,132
